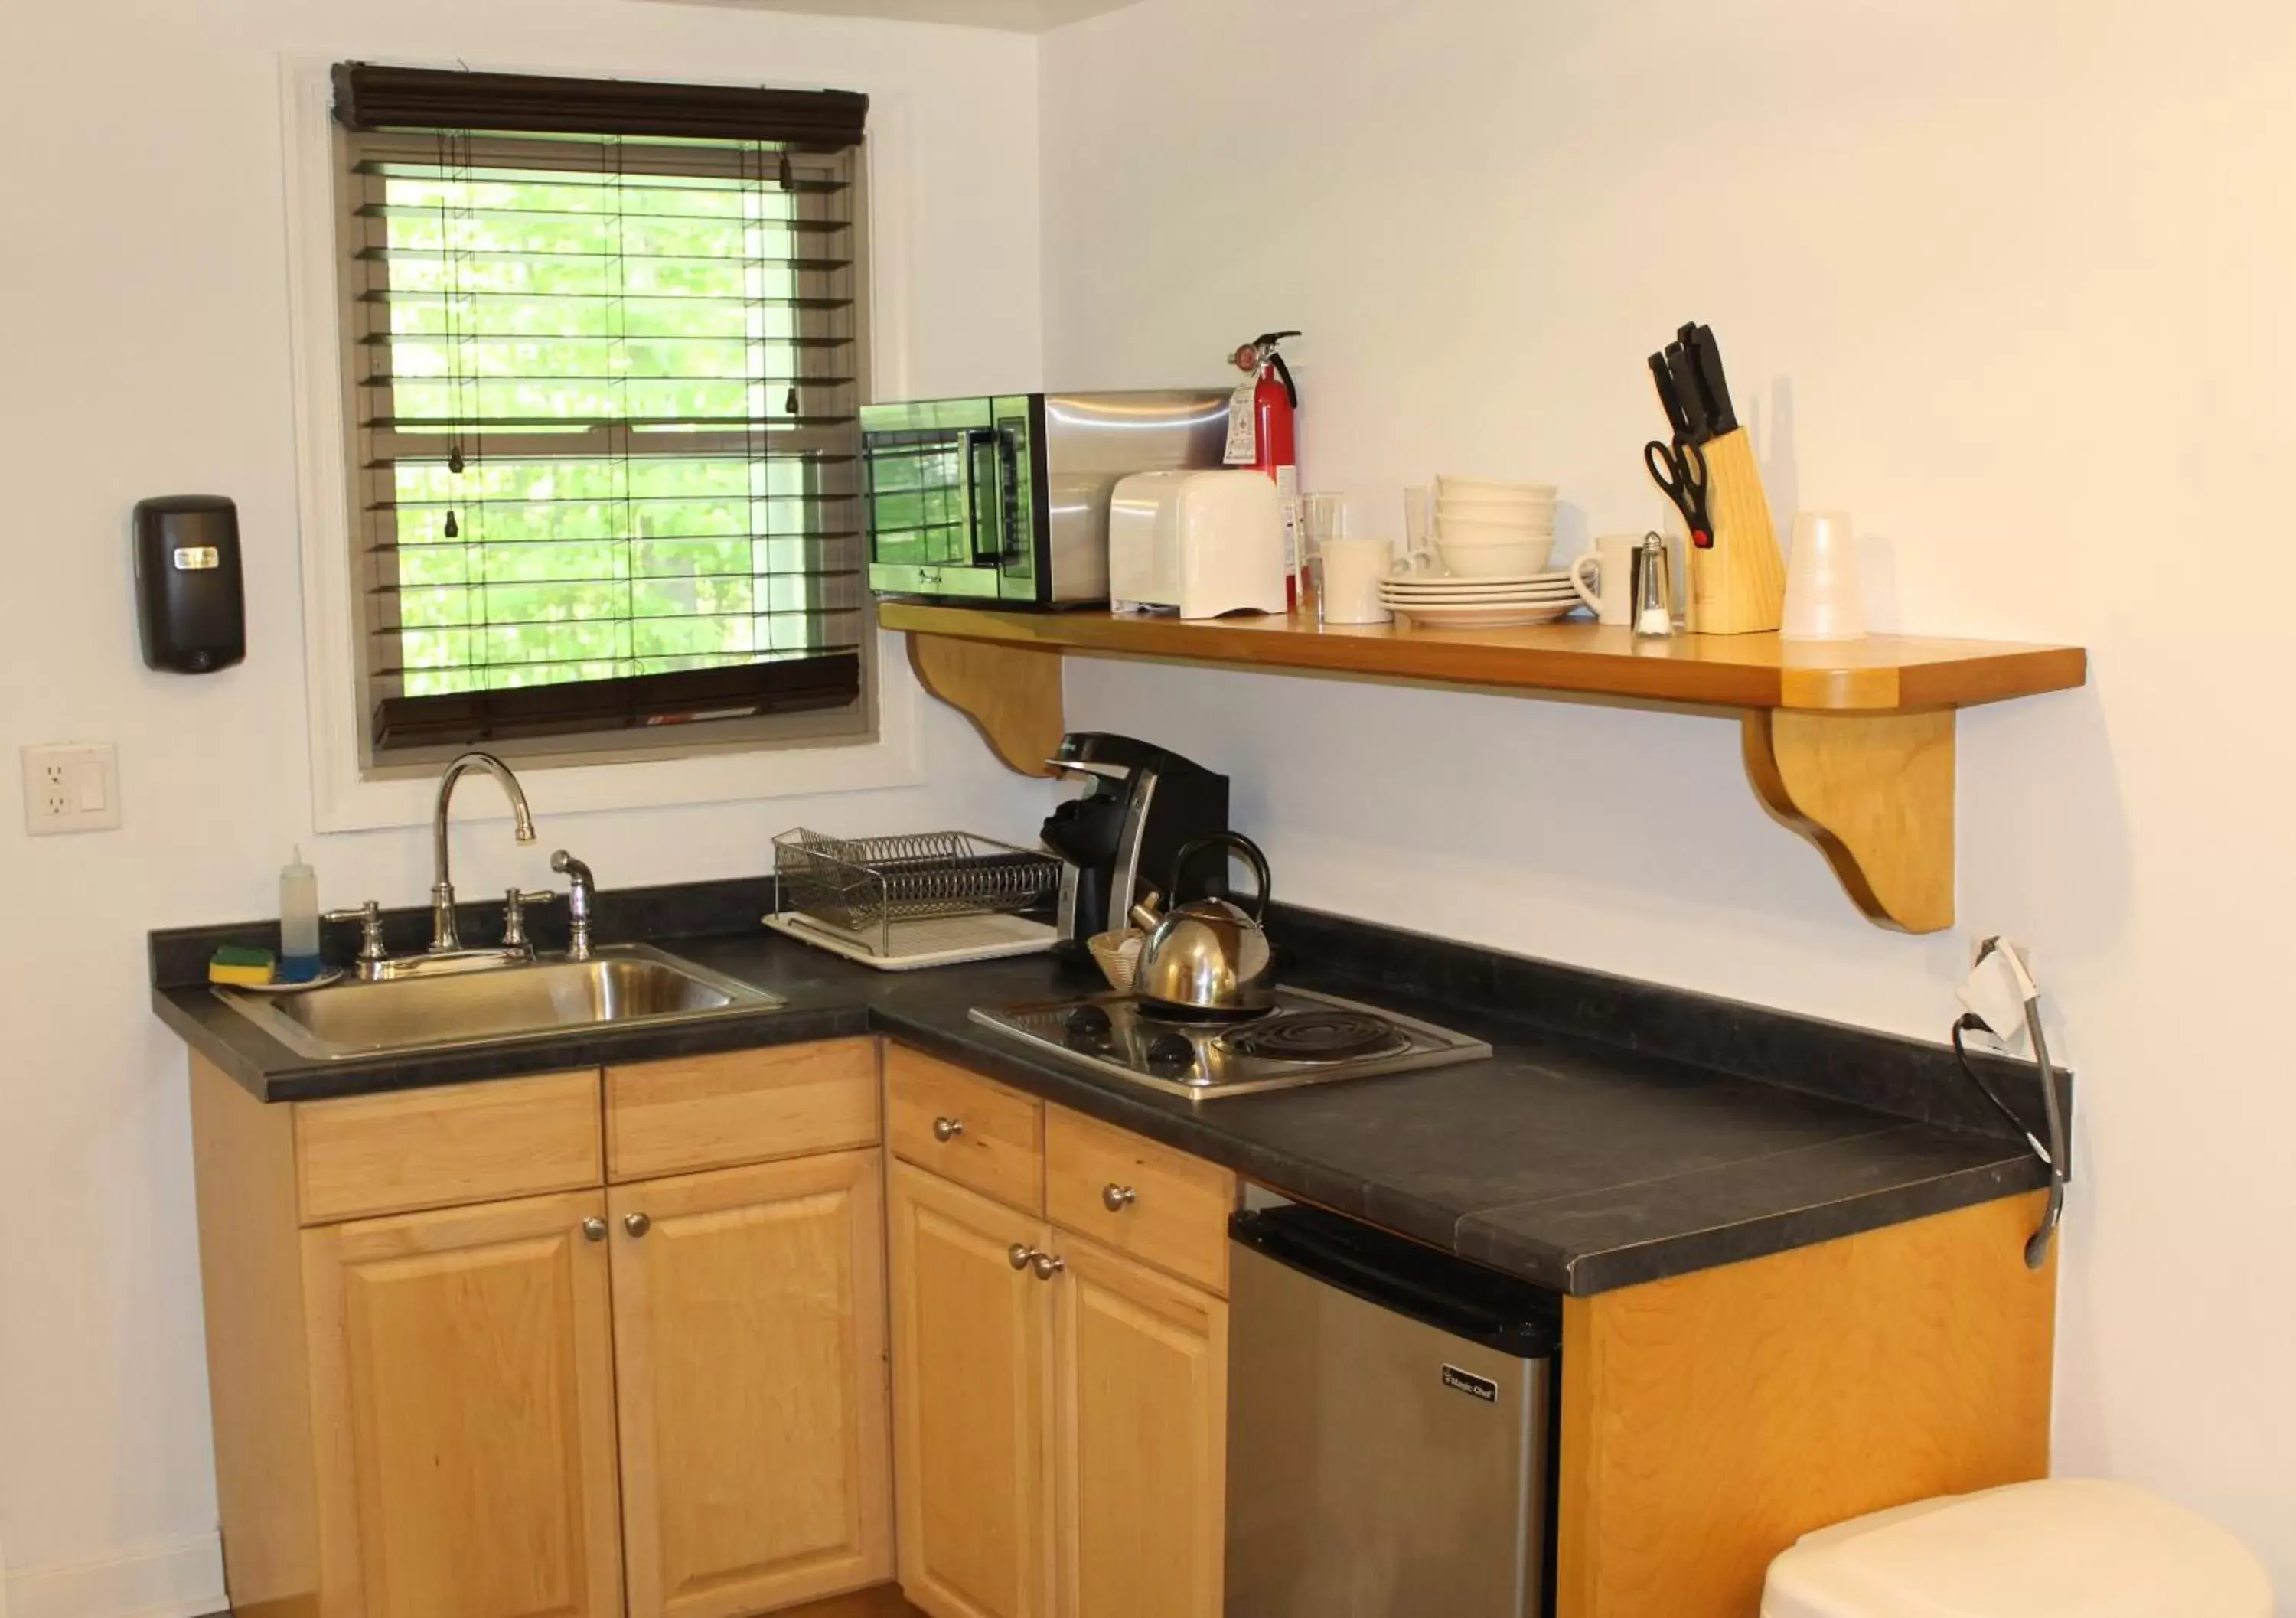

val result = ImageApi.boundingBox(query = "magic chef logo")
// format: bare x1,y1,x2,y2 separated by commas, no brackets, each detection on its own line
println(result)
1441,1364,1499,1404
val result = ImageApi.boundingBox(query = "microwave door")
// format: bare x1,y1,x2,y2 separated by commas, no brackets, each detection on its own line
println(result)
864,436,1000,599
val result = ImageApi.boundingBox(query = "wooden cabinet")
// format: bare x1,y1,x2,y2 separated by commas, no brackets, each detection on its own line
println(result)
611,1151,894,1618
885,1074,1234,1618
605,1042,879,1182
294,1068,602,1225
887,1161,1052,1618
300,1189,625,1618
1051,1235,1227,1618
192,1034,2057,1618
1043,1109,1231,1297
886,1046,1044,1212
192,1042,892,1618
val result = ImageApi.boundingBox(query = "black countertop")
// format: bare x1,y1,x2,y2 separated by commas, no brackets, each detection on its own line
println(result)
151,896,2061,1297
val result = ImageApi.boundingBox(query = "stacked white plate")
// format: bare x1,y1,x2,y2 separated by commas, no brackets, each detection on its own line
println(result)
1379,569,1585,628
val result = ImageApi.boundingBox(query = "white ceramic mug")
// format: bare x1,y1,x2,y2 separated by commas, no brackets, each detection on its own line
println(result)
1571,533,1648,627
1313,536,1395,624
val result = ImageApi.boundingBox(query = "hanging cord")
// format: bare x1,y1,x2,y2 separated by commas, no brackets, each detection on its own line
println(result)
434,129,463,537
746,140,774,669
1951,1016,2051,1164
1954,943,2068,1271
608,132,638,681
2021,1008,2068,1270
451,129,486,680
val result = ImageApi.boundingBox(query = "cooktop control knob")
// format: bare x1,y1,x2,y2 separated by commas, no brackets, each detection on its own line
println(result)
1063,1004,1114,1049
1145,1032,1197,1072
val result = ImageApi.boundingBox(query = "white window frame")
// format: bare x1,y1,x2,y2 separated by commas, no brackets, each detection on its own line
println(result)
278,54,928,833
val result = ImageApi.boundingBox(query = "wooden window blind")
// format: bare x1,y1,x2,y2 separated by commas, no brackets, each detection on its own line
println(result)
331,64,870,761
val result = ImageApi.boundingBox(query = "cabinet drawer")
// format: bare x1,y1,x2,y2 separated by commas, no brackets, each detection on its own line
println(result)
886,1045,1042,1213
293,1070,602,1225
605,1040,879,1181
1045,1107,1234,1296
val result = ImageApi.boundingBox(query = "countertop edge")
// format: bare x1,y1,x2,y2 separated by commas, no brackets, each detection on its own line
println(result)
1530,1156,2050,1295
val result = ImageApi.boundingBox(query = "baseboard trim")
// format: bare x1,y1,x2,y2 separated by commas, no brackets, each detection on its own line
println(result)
4,1533,224,1618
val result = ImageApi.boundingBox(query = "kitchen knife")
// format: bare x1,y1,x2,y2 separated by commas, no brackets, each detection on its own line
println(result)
1649,351,1694,443
1664,343,1710,445
1688,324,1740,437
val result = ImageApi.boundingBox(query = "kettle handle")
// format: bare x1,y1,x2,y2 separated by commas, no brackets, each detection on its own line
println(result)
1169,833,1271,922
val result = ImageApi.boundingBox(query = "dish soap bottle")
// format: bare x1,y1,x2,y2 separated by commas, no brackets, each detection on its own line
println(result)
279,846,321,984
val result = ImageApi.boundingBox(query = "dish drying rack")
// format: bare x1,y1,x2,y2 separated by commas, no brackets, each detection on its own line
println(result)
766,829,1062,970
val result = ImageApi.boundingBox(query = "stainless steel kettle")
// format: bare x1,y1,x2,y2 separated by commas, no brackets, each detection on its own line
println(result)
1131,833,1275,1014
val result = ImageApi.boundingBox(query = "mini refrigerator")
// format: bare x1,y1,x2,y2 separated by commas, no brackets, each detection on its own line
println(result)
1225,1205,1563,1617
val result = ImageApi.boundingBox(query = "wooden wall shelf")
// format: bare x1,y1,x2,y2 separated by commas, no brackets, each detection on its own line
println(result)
878,602,2087,934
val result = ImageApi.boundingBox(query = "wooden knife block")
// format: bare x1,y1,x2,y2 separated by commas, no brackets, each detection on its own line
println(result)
1688,429,1785,634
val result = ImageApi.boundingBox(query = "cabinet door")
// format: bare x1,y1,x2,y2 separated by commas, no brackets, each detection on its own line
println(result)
302,1189,622,1618
888,1160,1053,1618
1051,1232,1227,1618
610,1150,894,1618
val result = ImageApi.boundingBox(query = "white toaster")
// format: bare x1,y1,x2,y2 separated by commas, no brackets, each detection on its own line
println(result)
1107,470,1288,619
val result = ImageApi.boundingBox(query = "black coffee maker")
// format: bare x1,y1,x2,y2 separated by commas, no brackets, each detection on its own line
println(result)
1040,733,1230,955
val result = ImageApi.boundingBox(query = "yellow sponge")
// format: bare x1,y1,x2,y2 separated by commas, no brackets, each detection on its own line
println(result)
209,944,276,987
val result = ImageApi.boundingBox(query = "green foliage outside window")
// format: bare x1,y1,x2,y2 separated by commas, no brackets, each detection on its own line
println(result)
378,163,829,696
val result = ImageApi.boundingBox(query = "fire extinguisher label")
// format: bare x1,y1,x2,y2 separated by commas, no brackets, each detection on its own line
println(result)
1223,380,1258,465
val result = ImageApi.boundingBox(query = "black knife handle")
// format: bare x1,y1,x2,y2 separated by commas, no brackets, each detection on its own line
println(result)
1649,352,1692,442
1690,325,1739,436
1665,344,1710,445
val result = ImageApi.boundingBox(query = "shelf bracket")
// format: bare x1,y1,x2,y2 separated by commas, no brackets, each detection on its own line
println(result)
1741,708,1956,934
908,634,1065,778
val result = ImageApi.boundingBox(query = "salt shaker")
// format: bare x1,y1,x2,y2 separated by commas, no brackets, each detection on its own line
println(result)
1632,533,1675,638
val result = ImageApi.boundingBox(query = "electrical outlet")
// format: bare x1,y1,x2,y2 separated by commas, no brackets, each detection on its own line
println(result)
21,744,121,835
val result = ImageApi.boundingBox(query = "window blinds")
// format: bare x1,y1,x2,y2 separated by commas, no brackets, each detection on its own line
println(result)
332,65,869,757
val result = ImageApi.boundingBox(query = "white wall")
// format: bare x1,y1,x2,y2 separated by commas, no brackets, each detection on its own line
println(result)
1042,0,2296,1597
0,4,1048,1614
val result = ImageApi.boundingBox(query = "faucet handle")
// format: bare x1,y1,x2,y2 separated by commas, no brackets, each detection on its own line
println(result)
501,889,557,950
323,901,389,969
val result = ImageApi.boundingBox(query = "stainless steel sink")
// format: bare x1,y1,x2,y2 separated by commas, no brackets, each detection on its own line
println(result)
216,944,781,1060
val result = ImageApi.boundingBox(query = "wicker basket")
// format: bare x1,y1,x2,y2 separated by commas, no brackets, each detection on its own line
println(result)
1088,928,1146,993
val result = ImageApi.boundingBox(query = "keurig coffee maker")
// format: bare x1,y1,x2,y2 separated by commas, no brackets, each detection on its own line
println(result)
1039,733,1230,955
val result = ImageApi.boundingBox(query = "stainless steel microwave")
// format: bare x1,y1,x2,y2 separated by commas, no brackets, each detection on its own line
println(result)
861,390,1231,606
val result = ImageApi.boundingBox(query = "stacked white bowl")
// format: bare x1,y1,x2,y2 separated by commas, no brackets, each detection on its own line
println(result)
1432,476,1558,577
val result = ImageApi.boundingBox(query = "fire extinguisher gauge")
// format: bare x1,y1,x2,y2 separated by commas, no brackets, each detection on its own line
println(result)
1233,331,1302,408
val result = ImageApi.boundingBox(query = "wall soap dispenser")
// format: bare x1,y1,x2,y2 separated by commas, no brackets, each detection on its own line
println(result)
133,494,245,673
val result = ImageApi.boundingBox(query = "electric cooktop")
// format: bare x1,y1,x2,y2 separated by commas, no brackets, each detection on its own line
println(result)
969,986,1492,1099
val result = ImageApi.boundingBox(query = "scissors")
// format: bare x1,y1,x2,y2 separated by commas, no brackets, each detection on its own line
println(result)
1643,438,1712,550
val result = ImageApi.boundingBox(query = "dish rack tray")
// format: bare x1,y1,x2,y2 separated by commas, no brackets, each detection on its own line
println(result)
775,829,1059,951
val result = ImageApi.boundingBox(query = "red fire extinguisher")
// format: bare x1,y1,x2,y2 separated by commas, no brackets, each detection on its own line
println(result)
1228,330,1302,606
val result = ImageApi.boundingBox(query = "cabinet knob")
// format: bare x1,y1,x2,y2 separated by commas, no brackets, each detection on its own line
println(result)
1008,1242,1037,1271
1031,1251,1066,1281
581,1217,608,1243
624,1212,652,1238
933,1116,965,1142
1101,1183,1137,1212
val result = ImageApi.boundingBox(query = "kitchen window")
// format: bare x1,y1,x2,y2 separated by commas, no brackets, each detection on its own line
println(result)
331,63,871,768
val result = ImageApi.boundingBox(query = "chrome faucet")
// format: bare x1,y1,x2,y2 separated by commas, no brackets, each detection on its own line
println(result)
551,850,597,961
431,751,536,952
